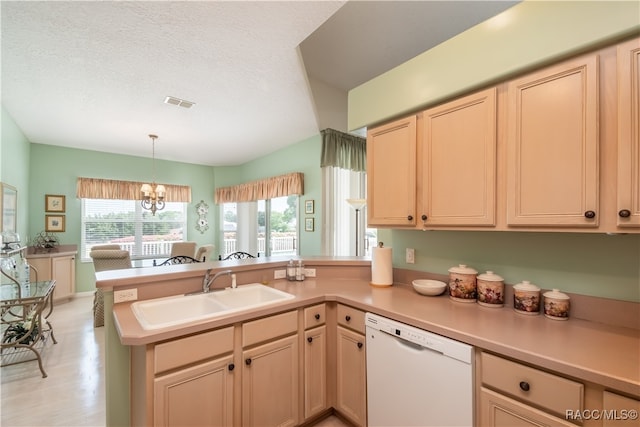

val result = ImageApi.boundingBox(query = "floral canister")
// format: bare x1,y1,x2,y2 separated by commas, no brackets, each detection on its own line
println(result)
448,264,478,303
476,271,505,307
544,289,570,320
513,281,541,315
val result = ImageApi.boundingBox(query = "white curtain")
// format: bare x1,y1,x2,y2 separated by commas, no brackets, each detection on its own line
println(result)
322,166,367,256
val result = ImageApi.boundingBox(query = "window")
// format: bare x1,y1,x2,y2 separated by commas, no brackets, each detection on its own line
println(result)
81,199,187,261
322,166,374,256
220,196,298,259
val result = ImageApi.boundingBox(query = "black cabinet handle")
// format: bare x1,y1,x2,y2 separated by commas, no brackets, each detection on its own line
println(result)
357,342,363,349
519,381,530,392
307,337,313,343
314,313,320,320
228,363,235,371
345,315,351,322
584,210,596,219
245,358,252,366
619,209,631,218
421,214,427,221
407,215,413,221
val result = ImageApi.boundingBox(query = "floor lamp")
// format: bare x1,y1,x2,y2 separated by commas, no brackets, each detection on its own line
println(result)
347,199,367,256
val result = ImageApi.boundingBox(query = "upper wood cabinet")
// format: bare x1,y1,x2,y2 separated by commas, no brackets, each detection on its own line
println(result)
506,53,599,227
616,37,640,228
420,87,497,227
367,115,417,226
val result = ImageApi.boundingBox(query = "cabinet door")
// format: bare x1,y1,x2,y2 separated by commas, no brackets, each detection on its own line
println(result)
242,334,298,427
336,326,366,427
51,255,75,301
367,115,417,226
421,87,497,226
506,54,599,227
154,354,234,427
617,37,640,227
27,257,51,282
304,325,327,420
480,387,575,427
603,391,640,427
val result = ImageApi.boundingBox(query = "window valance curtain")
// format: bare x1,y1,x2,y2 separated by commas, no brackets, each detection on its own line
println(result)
215,172,304,204
320,128,366,172
76,177,192,202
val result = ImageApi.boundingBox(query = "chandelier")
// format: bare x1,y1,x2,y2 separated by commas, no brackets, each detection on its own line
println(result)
140,134,166,215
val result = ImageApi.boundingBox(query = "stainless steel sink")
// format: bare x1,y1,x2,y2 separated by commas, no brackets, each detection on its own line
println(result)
131,283,294,330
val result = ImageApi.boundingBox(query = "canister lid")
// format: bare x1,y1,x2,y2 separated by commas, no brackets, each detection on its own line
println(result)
543,288,569,300
448,264,478,274
513,280,540,292
477,271,504,282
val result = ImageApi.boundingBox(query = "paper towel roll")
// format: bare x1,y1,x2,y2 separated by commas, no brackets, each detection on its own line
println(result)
371,246,393,286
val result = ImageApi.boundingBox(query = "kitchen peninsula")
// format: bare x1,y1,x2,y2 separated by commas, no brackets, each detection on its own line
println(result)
99,257,640,427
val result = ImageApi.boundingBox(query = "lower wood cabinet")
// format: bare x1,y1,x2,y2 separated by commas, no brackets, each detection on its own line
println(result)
335,304,367,427
154,354,234,427
27,251,76,302
480,387,576,427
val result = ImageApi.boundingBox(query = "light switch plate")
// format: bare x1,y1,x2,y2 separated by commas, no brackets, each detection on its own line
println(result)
304,268,316,277
274,269,286,279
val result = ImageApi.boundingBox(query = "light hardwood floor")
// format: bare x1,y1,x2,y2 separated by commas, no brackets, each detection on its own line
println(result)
1,295,350,427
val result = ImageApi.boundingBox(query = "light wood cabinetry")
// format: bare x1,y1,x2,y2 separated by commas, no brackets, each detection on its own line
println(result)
367,115,417,226
506,53,599,227
365,37,640,233
602,391,640,427
479,352,583,427
27,250,76,302
303,304,327,420
151,326,235,427
242,310,299,427
335,304,367,427
420,87,497,227
616,37,640,228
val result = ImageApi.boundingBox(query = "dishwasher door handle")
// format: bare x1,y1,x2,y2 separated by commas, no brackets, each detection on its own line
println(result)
381,330,444,355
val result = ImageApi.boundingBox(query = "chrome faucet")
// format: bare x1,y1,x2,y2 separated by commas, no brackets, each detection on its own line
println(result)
203,269,233,293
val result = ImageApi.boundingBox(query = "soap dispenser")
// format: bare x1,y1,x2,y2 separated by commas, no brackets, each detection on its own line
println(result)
295,260,305,281
286,259,296,281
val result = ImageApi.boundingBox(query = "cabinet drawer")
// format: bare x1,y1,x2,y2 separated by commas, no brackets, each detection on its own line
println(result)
337,304,366,334
304,304,326,329
154,326,234,374
481,352,583,416
243,310,297,347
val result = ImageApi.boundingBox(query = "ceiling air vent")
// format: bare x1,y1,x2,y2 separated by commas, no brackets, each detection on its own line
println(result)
164,96,195,109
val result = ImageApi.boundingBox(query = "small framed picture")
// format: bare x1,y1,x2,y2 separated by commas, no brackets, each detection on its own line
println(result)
304,200,314,214
45,215,65,232
305,217,314,232
45,194,66,212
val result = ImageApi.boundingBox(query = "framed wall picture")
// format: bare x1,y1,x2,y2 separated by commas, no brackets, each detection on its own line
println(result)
1,183,17,233
45,215,65,232
45,194,66,212
304,200,314,214
305,217,314,232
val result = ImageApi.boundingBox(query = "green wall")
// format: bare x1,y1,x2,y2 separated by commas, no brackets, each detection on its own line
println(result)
382,229,640,302
1,107,30,240
349,1,640,129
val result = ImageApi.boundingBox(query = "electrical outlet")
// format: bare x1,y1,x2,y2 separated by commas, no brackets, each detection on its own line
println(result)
304,268,316,277
114,288,138,303
406,248,415,264
274,269,286,279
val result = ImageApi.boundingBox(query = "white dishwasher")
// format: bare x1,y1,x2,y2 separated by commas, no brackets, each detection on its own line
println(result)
365,313,474,427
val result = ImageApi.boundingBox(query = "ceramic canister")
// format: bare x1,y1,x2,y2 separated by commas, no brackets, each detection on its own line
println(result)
476,271,505,307
513,280,541,315
544,289,570,320
448,264,478,303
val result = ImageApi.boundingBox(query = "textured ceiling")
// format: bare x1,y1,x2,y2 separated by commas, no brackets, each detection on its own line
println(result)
1,1,518,166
